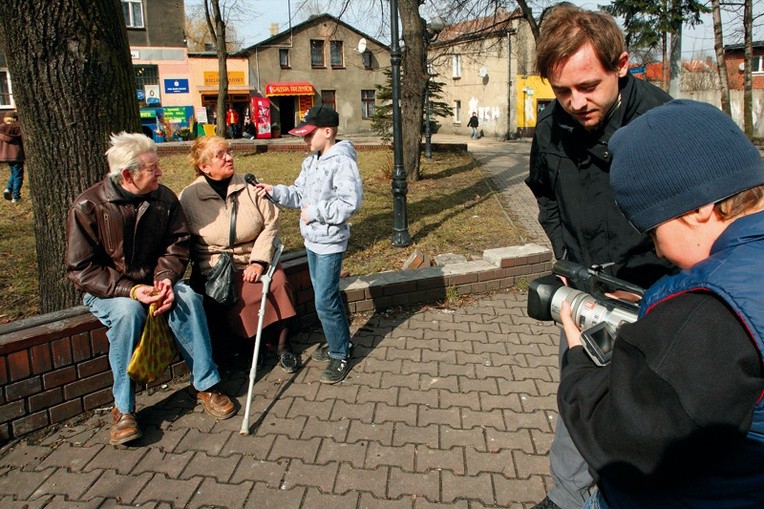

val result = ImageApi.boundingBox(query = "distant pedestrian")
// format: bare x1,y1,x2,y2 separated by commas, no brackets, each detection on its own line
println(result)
467,112,479,139
0,111,24,203
254,105,363,384
226,105,239,139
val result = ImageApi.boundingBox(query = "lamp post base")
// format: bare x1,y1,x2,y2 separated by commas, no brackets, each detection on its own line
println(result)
392,229,412,247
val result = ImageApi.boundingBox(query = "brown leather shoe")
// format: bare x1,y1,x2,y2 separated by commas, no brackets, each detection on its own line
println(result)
109,407,142,445
195,387,236,419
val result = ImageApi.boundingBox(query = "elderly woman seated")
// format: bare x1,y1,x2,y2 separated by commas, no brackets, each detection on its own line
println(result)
179,136,298,372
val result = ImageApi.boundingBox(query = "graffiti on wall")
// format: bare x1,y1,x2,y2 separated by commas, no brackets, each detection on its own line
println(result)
469,97,502,125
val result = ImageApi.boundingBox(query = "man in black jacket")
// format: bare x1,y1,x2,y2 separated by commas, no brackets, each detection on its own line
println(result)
524,4,674,509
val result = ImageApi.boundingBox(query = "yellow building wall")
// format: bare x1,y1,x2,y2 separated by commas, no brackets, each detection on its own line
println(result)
187,57,251,111
516,75,555,129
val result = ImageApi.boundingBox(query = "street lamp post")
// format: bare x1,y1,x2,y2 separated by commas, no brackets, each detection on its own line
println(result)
390,0,411,247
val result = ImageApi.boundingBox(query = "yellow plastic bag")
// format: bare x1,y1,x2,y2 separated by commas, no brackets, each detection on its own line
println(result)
127,303,177,383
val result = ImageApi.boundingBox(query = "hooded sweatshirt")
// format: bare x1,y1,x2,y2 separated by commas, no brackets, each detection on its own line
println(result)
272,139,363,254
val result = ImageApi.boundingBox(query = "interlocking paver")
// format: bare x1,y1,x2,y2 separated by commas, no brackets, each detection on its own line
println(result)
334,462,388,498
300,415,350,441
0,138,569,509
243,481,307,508
317,438,367,468
388,466,440,501
229,454,288,487
0,466,54,499
37,442,103,471
83,469,152,503
375,402,417,425
365,441,415,470
29,466,102,500
414,444,465,475
185,477,254,509
133,473,201,507
347,420,394,446
299,486,357,509
398,386,438,408
180,450,241,482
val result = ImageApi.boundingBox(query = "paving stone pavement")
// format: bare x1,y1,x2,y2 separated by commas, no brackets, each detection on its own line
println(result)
0,137,562,509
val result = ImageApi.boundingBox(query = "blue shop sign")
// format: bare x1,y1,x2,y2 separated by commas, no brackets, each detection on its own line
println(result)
164,79,189,94
629,66,645,76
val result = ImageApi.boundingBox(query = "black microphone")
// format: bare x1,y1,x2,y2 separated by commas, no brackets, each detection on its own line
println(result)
244,173,274,203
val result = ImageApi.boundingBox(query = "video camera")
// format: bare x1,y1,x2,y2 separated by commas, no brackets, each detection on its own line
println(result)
527,260,644,366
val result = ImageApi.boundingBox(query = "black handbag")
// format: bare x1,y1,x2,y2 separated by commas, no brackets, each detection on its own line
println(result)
204,194,238,306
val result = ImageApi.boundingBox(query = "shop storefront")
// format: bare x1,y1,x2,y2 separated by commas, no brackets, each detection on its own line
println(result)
264,82,316,133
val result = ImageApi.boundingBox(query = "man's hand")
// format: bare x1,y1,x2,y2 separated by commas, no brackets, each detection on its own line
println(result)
300,206,311,224
559,300,583,348
243,263,264,283
149,279,175,315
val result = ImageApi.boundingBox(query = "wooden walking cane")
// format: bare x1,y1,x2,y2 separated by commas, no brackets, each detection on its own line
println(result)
240,242,284,435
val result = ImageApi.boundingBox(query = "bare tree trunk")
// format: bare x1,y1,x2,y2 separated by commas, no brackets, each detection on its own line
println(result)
399,0,427,182
743,0,753,137
668,30,682,97
0,0,140,312
668,0,682,98
661,32,669,91
516,0,539,42
205,0,229,137
711,0,731,115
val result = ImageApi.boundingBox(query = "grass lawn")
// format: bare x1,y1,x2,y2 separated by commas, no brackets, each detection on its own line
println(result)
0,146,525,322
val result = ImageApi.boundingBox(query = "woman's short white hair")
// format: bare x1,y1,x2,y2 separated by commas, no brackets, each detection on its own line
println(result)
105,132,156,182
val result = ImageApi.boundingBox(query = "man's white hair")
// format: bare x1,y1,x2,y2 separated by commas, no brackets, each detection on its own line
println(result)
105,132,156,182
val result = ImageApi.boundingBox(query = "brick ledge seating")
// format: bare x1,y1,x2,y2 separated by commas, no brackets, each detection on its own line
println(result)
0,244,552,443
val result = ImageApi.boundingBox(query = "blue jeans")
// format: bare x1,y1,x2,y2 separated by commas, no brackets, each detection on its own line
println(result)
548,330,595,509
306,249,350,359
583,491,608,509
6,161,23,200
84,281,221,413
470,127,478,139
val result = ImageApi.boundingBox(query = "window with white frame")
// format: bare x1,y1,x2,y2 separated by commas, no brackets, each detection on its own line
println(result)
361,90,375,118
311,40,325,67
452,54,461,78
753,55,764,73
330,41,344,67
0,70,13,108
454,100,462,123
122,0,144,29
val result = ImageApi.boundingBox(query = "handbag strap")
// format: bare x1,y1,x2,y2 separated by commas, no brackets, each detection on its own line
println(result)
227,193,238,249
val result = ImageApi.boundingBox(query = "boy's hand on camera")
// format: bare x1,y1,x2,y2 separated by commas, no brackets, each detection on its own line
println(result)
560,300,583,348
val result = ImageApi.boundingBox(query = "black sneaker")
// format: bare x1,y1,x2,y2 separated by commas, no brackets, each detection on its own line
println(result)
531,497,561,509
311,343,353,362
3,189,10,201
319,358,350,384
278,351,299,373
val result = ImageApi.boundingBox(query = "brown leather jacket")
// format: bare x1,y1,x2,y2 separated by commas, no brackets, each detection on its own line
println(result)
66,177,190,298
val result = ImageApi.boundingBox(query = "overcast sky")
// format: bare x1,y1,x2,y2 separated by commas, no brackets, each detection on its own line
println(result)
187,0,762,59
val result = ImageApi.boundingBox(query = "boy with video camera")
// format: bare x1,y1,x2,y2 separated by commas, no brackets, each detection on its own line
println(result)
558,100,764,508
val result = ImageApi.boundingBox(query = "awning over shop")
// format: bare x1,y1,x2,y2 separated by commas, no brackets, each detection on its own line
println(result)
265,82,315,97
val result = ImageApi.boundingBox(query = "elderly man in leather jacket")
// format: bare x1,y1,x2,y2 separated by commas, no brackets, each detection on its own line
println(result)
66,132,235,446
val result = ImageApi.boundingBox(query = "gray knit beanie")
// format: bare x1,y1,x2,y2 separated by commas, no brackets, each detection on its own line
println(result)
609,99,764,233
